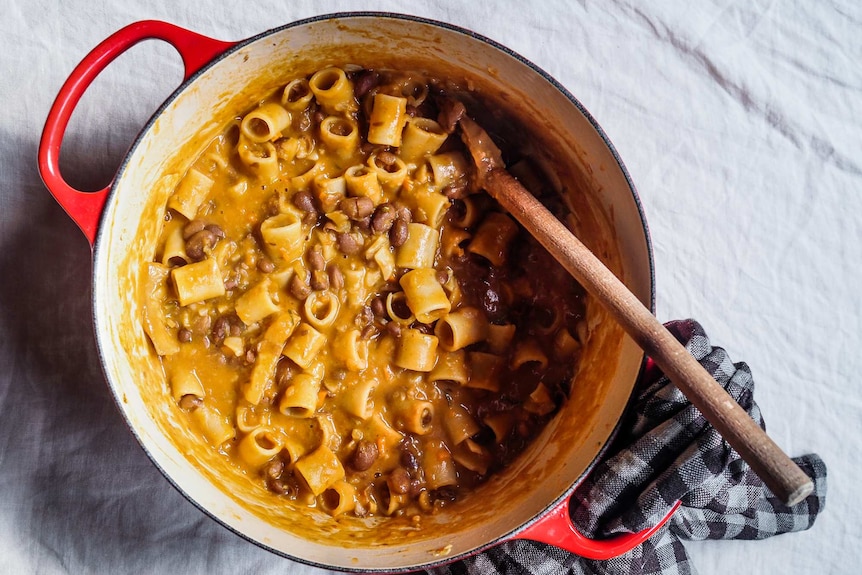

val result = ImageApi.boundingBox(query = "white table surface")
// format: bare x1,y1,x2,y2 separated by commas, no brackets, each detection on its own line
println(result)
1,1,857,573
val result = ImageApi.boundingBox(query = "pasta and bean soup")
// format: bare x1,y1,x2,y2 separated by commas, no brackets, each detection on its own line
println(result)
142,67,588,521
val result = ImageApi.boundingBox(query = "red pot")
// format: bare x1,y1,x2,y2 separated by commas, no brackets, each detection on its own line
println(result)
39,14,676,572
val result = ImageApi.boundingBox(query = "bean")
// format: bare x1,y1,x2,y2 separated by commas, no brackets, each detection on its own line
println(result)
388,467,411,495
375,150,398,168
371,203,397,234
384,321,402,339
267,476,296,496
389,218,408,247
357,305,374,326
178,394,202,411
205,223,225,239
353,70,380,99
177,328,192,343
337,232,363,255
263,458,285,480
360,324,377,340
182,219,206,240
289,273,311,300
257,257,275,273
212,316,230,344
185,229,217,261
396,205,413,224
307,246,325,271
328,264,344,290
349,440,378,472
340,196,374,220
370,296,386,317
310,269,330,291
292,190,317,214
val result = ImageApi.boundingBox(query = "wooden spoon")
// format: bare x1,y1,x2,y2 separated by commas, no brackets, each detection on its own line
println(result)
458,115,814,506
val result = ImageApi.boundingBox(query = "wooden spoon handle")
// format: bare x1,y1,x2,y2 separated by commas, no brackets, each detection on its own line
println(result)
484,168,814,506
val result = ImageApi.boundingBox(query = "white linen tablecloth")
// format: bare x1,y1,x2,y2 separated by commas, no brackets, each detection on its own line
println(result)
1,1,857,573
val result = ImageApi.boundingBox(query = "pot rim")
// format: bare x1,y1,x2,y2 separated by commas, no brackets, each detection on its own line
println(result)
89,12,656,572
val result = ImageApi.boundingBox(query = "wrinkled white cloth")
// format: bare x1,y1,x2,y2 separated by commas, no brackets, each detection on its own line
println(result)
1,1,858,574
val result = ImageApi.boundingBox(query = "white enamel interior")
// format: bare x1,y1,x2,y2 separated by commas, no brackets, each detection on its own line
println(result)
92,14,653,572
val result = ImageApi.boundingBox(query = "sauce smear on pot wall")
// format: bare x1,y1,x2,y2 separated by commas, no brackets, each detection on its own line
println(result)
141,66,588,522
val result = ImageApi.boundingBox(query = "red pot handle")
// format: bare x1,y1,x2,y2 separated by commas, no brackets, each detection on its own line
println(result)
38,20,236,247
514,498,682,560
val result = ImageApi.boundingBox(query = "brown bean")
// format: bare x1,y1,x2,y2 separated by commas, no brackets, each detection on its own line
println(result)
182,219,206,240
263,458,285,480
371,203,397,234
357,305,374,327
389,218,409,247
185,229,217,261
384,321,402,338
205,223,225,239
388,467,412,495
178,394,202,411
267,476,297,496
396,205,413,224
292,190,317,214
370,296,386,317
327,264,344,290
212,316,230,344
349,440,379,471
310,269,330,291
375,150,398,168
289,273,311,300
307,246,325,271
360,324,376,340
177,328,192,343
257,257,275,273
340,196,375,220
353,70,380,99
336,232,363,255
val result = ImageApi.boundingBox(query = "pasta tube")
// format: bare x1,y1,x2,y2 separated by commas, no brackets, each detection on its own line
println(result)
400,268,451,324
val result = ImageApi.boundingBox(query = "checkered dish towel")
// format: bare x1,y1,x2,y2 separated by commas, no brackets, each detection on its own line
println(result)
426,319,827,575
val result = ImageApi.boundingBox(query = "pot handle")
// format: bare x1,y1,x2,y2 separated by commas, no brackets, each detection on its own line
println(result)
38,20,235,246
514,498,682,560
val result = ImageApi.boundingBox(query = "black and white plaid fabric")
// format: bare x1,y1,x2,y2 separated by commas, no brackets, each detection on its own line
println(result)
426,319,827,575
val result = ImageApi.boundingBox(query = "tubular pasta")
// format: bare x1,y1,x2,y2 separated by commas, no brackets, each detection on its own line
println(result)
171,257,225,307
510,339,549,370
427,350,469,385
190,404,234,447
171,370,204,402
344,164,383,204
238,426,283,468
395,399,434,435
452,439,492,475
282,323,326,370
159,219,188,266
320,116,360,159
434,307,488,351
313,174,347,213
385,292,415,325
413,191,450,229
367,152,407,194
240,102,291,143
400,268,451,324
486,323,517,355
422,439,457,490
308,67,357,115
142,262,180,356
237,135,279,182
427,151,468,191
168,168,213,220
399,117,448,162
295,445,345,496
395,223,439,269
467,212,519,266
320,480,357,516
342,376,377,419
235,278,280,325
303,290,340,330
243,340,283,405
332,329,369,372
394,328,438,372
279,372,322,417
367,93,408,147
443,404,481,445
260,211,304,265
553,327,581,359
465,352,503,392
281,78,313,111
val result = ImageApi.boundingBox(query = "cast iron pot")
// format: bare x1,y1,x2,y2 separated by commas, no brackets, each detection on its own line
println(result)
39,13,676,572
